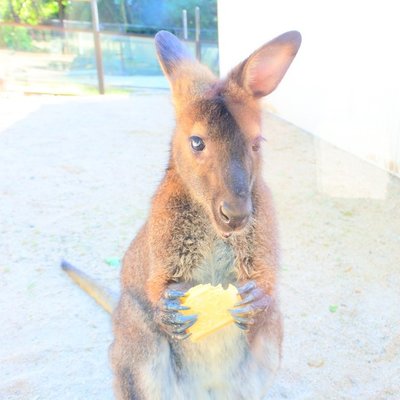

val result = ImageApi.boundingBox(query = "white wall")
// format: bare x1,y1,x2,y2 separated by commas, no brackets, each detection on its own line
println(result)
218,0,400,177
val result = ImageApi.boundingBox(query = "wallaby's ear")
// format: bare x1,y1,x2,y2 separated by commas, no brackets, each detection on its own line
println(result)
155,30,195,80
230,31,302,98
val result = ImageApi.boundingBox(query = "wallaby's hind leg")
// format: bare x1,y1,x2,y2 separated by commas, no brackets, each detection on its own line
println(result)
111,291,181,400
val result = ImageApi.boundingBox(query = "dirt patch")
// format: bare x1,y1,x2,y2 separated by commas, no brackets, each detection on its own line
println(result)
1,93,399,399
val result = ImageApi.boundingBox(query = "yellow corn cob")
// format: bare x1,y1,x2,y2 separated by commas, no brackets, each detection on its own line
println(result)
180,283,240,342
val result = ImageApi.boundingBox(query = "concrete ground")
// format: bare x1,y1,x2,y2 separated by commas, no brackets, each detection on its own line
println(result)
0,92,399,400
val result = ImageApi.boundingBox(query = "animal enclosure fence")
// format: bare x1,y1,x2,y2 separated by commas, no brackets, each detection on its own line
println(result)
0,21,219,95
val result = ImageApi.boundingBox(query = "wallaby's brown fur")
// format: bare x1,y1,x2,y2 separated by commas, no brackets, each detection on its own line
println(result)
110,31,301,399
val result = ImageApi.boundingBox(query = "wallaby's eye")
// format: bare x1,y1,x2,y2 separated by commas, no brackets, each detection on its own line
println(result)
190,136,205,152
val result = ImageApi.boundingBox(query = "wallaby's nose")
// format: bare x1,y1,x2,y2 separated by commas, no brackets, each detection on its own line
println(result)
219,199,251,230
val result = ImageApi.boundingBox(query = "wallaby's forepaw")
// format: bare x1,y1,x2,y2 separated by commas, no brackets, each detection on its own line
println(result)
156,286,197,341
229,281,272,330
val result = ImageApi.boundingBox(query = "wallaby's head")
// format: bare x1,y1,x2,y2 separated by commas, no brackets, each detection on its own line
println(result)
155,30,301,237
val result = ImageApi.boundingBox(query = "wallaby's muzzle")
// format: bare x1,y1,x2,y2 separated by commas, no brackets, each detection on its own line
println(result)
213,157,253,235
218,196,252,232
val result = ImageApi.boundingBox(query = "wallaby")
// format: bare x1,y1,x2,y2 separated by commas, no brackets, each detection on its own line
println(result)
110,30,301,400
62,30,301,399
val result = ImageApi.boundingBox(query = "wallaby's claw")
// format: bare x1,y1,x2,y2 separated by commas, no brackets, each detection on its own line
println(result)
235,321,250,331
235,292,256,306
230,314,255,330
229,315,255,326
230,305,258,330
229,305,255,317
173,318,197,333
163,299,190,312
231,281,272,330
163,313,197,326
165,289,187,300
163,313,196,341
238,280,257,295
157,285,197,340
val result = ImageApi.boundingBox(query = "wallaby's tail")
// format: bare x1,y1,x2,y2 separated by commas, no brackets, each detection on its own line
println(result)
61,260,118,314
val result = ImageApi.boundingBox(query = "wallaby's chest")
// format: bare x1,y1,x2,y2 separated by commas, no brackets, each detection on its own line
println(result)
190,239,237,286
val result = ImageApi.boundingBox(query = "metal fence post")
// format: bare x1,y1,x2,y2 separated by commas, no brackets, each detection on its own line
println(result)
90,0,105,94
182,9,188,40
195,6,201,61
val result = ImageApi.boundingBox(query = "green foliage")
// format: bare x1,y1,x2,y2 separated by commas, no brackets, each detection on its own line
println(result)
0,0,65,25
61,1,91,23
0,26,33,50
0,0,218,41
